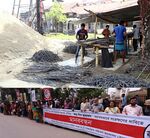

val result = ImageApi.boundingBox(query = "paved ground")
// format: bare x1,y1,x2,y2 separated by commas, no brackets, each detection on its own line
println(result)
0,113,96,138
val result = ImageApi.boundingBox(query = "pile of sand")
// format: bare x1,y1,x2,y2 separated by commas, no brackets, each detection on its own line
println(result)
0,12,48,62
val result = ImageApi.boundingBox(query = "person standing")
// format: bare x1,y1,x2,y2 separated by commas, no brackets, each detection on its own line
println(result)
113,20,127,64
121,94,127,108
144,99,150,116
102,25,111,38
75,23,88,63
133,25,140,51
122,97,143,116
104,101,120,114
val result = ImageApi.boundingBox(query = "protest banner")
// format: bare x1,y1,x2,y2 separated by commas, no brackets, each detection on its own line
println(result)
43,108,150,138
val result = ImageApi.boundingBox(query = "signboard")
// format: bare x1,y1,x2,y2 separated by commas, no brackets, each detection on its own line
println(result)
43,108,150,138
15,89,21,101
31,90,36,102
43,88,51,101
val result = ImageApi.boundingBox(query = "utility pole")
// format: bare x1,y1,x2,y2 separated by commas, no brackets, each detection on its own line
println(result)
28,0,33,26
12,0,16,15
17,0,21,18
36,0,42,34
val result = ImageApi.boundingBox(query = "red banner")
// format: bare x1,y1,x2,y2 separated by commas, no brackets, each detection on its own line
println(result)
43,109,150,138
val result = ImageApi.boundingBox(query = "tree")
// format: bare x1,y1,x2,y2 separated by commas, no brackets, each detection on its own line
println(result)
77,88,105,100
138,0,150,57
46,1,67,33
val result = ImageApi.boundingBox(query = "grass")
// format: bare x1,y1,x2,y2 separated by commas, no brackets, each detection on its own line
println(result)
46,33,103,40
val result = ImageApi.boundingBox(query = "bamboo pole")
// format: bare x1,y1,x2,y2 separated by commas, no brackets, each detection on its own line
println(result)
81,45,84,67
94,15,98,39
95,46,99,67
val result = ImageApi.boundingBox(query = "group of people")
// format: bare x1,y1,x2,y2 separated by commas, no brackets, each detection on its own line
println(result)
76,21,143,64
0,95,149,122
0,100,43,123
79,95,147,116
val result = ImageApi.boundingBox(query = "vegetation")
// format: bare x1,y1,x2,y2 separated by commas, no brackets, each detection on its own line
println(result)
52,88,106,101
46,1,67,33
138,0,150,57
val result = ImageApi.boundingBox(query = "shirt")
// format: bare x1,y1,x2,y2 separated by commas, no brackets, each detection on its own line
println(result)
122,97,127,107
122,104,143,116
104,107,120,114
133,28,139,39
77,29,88,40
91,103,104,113
114,25,126,43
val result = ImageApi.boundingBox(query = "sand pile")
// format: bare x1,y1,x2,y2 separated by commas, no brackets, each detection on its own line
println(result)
31,50,62,62
0,12,48,61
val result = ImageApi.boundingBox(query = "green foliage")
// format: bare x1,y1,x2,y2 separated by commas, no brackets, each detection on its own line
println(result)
46,1,67,23
77,88,105,100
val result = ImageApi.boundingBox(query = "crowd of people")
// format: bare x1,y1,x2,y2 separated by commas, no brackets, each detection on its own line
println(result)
78,95,149,116
0,100,43,123
102,21,143,63
0,94,149,123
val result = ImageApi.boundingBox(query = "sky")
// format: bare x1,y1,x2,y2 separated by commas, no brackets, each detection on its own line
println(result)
0,0,123,14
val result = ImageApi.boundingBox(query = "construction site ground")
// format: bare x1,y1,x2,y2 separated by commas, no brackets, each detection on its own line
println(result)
0,13,149,88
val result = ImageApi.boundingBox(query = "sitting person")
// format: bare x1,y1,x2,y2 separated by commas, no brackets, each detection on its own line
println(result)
104,101,120,114
91,98,104,113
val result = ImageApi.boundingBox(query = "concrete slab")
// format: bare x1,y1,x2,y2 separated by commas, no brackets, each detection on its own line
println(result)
58,56,94,67
103,58,129,71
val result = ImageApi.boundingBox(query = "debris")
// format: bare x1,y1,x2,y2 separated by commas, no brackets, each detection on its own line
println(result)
63,46,78,54
79,74,150,88
31,50,62,62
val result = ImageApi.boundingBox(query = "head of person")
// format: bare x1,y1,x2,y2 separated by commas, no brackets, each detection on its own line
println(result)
122,94,125,97
144,99,150,108
106,25,109,29
98,96,102,99
130,97,137,106
81,23,85,30
133,25,137,28
109,101,115,108
94,98,99,105
119,20,125,26
85,98,89,103
82,98,86,103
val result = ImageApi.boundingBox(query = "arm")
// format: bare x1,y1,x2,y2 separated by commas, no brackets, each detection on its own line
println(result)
85,31,88,40
117,107,120,114
124,27,127,37
122,106,127,115
139,107,143,116
76,34,79,40
102,29,105,36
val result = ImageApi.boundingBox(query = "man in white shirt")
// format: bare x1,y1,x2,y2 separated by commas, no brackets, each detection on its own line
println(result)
133,25,140,51
122,97,143,116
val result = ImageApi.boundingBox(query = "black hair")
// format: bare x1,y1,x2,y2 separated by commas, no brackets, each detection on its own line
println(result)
130,96,136,101
133,25,137,28
119,20,125,25
106,25,109,28
81,23,85,27
110,101,116,107
122,94,125,97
